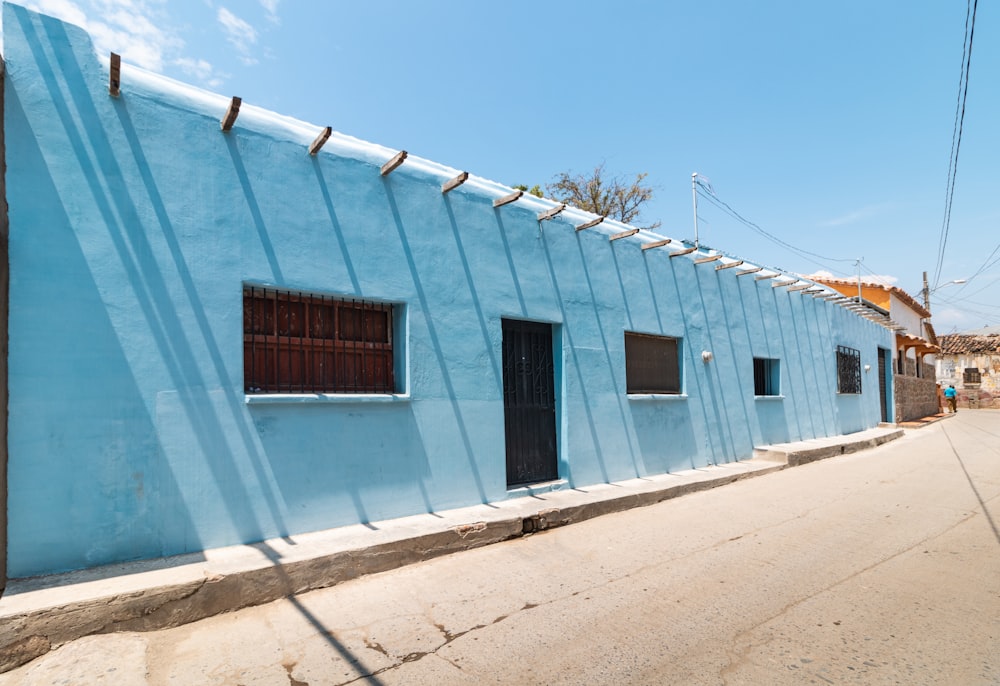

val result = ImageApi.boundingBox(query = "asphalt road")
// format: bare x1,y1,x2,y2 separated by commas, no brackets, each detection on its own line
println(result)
3,411,999,685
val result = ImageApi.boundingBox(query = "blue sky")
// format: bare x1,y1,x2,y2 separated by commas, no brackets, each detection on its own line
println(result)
7,1,999,332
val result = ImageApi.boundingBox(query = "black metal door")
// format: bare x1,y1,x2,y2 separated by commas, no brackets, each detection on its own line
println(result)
502,319,558,487
878,348,889,423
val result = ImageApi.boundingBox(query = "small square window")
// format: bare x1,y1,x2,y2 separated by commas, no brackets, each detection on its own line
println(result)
625,332,681,394
964,367,981,384
753,358,780,396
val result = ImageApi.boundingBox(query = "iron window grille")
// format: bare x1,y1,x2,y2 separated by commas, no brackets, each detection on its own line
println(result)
625,332,681,394
753,357,780,396
243,286,395,394
836,345,862,394
963,367,982,384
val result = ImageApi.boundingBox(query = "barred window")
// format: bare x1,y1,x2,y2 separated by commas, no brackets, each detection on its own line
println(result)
243,286,395,394
963,367,981,384
625,332,681,394
753,357,780,396
836,345,862,394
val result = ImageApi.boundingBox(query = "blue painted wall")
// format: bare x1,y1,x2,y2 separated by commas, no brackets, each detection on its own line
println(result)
3,4,893,577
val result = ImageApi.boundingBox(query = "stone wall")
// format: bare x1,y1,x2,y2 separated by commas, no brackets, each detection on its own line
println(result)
956,388,999,409
895,374,939,422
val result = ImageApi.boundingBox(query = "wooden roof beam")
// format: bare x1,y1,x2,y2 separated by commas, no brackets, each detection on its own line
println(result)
380,150,408,176
109,52,121,97
221,96,241,132
694,254,722,265
609,228,639,242
493,189,523,208
308,126,332,155
537,204,566,222
755,272,778,281
575,216,605,231
716,259,744,271
641,238,672,251
442,171,469,194
772,280,799,289
670,246,698,258
736,266,763,276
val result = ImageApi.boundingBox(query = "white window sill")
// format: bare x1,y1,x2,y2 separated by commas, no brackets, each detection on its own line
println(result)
754,395,785,400
245,393,410,405
627,393,688,400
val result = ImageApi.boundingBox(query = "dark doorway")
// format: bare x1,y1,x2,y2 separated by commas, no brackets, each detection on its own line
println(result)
877,348,890,423
502,319,558,487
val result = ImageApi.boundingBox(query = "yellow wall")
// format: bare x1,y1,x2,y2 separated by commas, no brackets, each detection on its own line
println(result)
823,282,891,310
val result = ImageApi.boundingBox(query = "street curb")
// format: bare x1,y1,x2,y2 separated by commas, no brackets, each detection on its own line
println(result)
752,428,904,467
0,427,901,673
897,412,956,429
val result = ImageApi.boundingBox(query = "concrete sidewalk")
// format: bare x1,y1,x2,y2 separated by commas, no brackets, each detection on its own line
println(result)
0,424,907,672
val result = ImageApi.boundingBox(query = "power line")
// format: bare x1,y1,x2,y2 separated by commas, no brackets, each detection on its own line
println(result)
695,188,854,276
932,0,979,288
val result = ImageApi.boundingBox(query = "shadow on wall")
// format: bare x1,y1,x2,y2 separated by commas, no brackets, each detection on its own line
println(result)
248,404,432,529
631,402,699,474
4,55,201,575
36,10,290,546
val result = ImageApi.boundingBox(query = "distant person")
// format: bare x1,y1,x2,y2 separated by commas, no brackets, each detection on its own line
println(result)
937,382,945,414
944,384,958,413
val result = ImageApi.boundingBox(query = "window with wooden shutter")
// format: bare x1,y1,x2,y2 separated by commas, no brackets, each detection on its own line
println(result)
243,286,395,394
625,332,681,394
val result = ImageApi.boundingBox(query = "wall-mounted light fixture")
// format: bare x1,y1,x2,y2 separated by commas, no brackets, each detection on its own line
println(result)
702,351,713,363
864,364,872,373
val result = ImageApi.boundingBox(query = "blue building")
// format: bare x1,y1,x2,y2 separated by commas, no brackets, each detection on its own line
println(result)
0,3,893,586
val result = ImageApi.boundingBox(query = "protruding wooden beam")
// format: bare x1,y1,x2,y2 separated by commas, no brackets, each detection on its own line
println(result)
788,283,815,292
493,189,523,208
221,96,241,132
442,171,469,194
669,246,698,258
716,259,744,271
736,266,763,276
575,216,605,231
641,238,672,251
309,126,332,155
755,272,778,281
609,228,639,242
109,52,121,97
772,280,798,289
537,204,566,222
380,150,408,176
694,254,722,265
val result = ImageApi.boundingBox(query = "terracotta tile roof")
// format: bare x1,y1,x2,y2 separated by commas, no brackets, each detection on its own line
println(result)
808,277,931,319
924,321,938,347
939,333,1000,355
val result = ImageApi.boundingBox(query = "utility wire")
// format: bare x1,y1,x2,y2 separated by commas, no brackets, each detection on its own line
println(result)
933,0,979,288
695,188,854,276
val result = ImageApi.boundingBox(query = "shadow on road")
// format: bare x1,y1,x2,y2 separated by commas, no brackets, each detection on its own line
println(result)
941,420,1000,546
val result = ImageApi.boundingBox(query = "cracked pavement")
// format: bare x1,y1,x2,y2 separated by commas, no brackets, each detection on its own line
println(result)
2,411,999,685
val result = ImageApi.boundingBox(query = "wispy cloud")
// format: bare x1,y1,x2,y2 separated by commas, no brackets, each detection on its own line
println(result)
25,0,182,72
21,0,231,87
217,6,258,65
259,0,280,24
818,203,894,228
174,56,227,89
804,270,899,287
